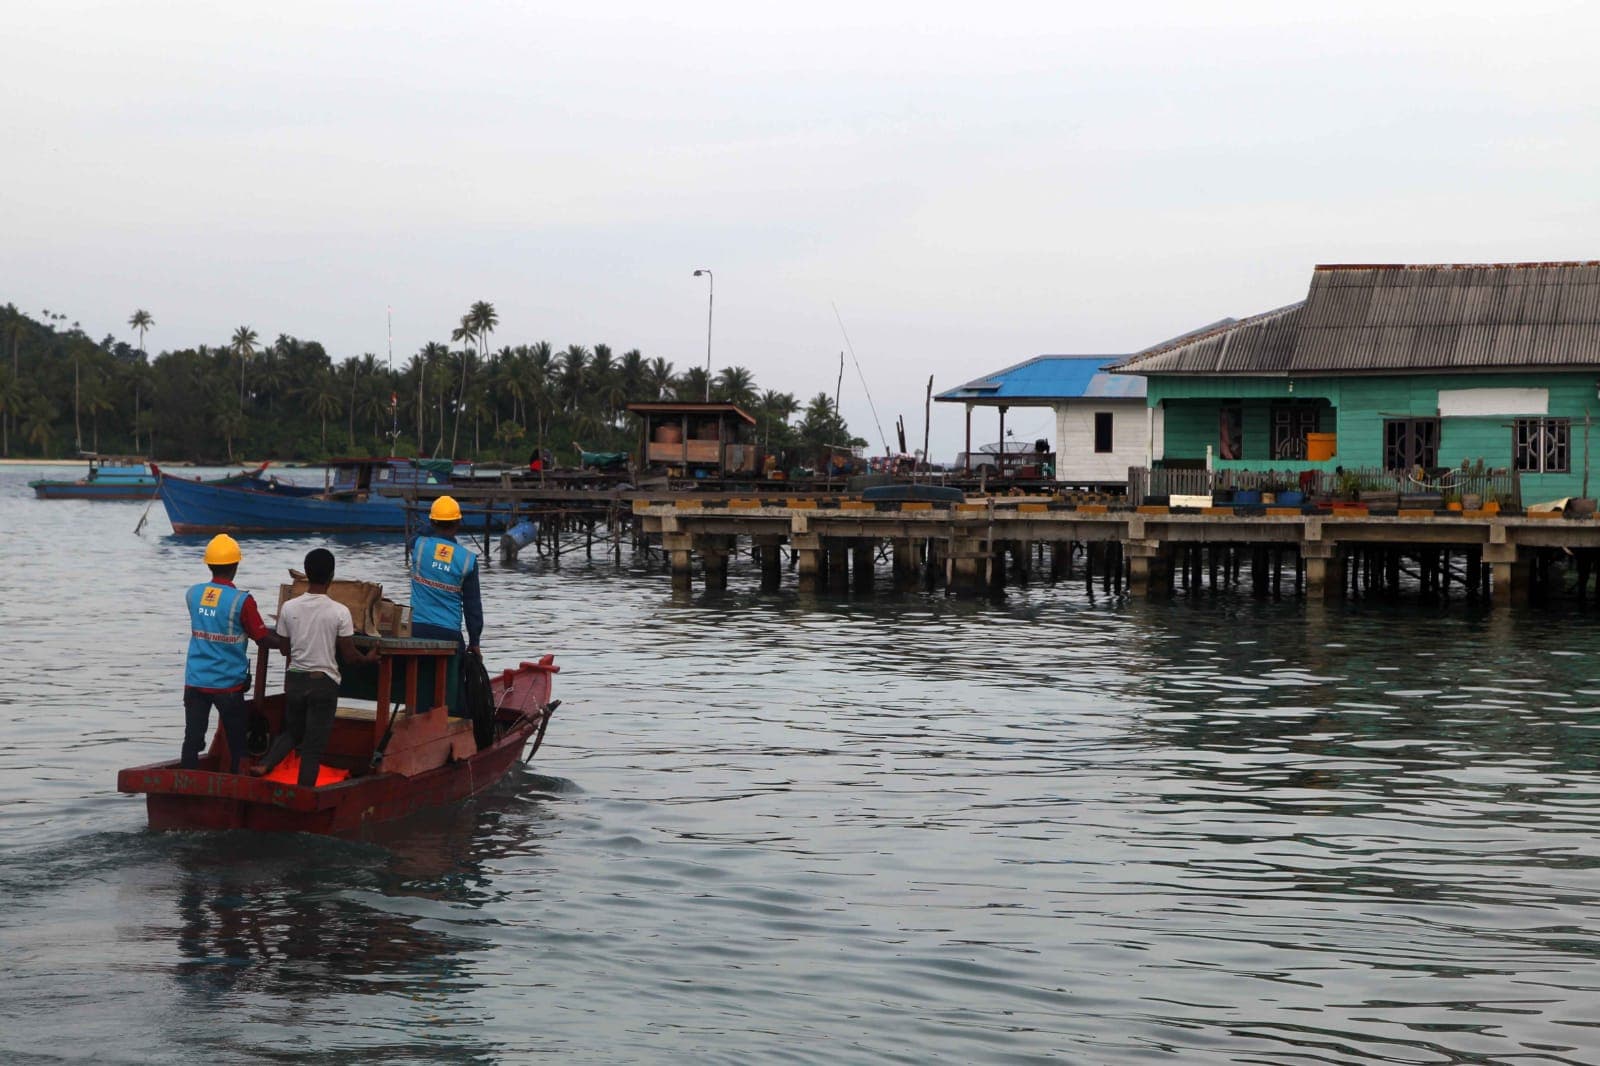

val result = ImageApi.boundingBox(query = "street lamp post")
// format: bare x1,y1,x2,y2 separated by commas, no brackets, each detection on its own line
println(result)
693,268,713,402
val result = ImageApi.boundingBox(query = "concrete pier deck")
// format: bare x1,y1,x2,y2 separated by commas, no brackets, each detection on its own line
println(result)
635,498,1600,605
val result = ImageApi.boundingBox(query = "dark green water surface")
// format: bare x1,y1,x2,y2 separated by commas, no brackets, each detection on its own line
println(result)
2,465,1598,1064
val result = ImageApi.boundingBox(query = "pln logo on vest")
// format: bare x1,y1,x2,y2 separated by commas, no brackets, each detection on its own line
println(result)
433,543,454,564
201,587,223,608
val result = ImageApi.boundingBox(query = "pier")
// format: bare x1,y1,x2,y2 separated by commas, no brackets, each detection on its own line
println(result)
634,498,1600,606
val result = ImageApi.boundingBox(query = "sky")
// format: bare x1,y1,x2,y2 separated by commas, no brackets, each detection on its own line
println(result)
6,1,1600,460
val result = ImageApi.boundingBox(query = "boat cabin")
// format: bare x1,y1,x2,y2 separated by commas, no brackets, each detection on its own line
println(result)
84,455,156,483
326,457,453,498
627,402,760,478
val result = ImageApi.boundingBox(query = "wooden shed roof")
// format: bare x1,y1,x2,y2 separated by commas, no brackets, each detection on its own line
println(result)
1115,262,1600,376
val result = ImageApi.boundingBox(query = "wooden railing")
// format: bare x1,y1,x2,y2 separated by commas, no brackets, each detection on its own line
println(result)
1129,466,1522,509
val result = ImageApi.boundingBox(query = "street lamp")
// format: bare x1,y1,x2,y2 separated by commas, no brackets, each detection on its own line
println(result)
693,268,713,402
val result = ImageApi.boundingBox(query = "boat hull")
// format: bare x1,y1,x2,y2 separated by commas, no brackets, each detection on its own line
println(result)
34,463,270,501
31,481,157,500
158,472,411,534
119,658,559,834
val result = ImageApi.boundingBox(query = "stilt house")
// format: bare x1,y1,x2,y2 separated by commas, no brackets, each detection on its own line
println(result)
1113,262,1600,502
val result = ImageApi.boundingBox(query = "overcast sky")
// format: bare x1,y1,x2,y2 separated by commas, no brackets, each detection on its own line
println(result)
6,1,1600,458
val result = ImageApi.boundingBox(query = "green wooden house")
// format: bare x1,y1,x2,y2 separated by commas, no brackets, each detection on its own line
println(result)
1112,262,1600,502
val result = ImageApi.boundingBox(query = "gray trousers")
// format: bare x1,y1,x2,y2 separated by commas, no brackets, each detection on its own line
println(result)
259,670,340,787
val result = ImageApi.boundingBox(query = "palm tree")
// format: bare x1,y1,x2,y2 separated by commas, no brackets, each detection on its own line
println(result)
360,374,391,444
646,356,675,400
21,394,58,456
418,341,449,454
407,349,430,448
758,389,799,449
123,356,153,455
82,373,115,453
619,348,647,404
557,344,590,409
231,325,258,415
213,406,246,463
128,310,153,355
494,347,525,430
0,367,20,456
468,301,497,358
303,370,341,451
449,314,478,457
70,341,84,452
590,344,617,422
713,365,757,409
674,366,710,403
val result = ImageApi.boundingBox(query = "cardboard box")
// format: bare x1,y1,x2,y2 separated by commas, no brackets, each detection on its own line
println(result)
279,571,391,636
375,599,412,638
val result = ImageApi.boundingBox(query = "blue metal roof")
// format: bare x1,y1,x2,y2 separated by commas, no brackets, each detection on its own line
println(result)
935,355,1146,404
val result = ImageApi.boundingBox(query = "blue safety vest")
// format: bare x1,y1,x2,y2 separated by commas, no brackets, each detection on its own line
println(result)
184,582,251,689
411,534,476,633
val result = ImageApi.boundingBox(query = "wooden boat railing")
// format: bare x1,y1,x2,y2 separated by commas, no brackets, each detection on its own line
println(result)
252,635,460,765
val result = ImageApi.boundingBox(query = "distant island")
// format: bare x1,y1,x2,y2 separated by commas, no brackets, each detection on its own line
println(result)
0,301,862,465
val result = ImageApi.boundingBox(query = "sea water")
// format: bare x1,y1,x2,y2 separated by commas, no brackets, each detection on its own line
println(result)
2,465,1598,1064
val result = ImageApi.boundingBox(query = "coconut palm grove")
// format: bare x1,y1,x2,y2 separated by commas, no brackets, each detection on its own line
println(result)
0,301,865,464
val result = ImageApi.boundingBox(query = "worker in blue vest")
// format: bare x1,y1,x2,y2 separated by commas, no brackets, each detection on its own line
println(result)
182,534,287,773
409,495,483,656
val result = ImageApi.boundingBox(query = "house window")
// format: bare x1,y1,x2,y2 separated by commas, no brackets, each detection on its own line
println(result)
1271,402,1320,460
1093,412,1113,454
1383,418,1439,471
1514,418,1569,473
1218,403,1243,460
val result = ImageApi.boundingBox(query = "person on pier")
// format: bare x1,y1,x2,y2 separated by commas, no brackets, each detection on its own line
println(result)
409,495,483,657
254,548,379,786
181,534,287,773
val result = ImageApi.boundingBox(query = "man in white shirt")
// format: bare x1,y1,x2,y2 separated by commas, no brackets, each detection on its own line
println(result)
254,548,379,787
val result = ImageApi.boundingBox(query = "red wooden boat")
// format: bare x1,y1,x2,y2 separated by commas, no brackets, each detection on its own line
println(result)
118,638,560,834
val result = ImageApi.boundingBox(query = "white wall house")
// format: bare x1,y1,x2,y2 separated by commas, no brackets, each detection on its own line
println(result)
936,355,1148,488
1052,398,1155,485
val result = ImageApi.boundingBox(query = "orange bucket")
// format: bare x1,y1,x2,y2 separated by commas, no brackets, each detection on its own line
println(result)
1306,432,1337,461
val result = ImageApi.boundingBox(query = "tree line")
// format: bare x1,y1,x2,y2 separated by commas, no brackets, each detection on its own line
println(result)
0,301,865,465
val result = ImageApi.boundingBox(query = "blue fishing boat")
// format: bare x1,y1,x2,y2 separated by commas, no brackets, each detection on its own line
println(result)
31,457,269,500
155,457,454,534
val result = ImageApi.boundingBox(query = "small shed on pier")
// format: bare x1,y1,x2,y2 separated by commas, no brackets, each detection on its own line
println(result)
627,401,760,479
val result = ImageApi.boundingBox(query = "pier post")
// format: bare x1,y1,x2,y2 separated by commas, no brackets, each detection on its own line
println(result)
756,536,783,592
1014,540,1033,584
828,538,850,590
793,532,822,593
701,537,730,592
948,535,986,595
852,539,875,593
664,531,695,591
892,538,914,587
1049,541,1071,582
1484,542,1528,607
1125,539,1165,598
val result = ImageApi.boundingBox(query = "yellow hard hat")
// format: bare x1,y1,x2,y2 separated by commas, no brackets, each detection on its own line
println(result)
203,533,242,566
430,495,463,522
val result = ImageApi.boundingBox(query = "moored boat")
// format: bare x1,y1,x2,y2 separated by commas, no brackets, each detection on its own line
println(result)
30,457,270,500
118,639,561,834
155,457,452,534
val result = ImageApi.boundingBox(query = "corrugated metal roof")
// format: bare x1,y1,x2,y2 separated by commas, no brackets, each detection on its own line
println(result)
934,355,1146,404
1115,262,1600,376
1111,303,1303,375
